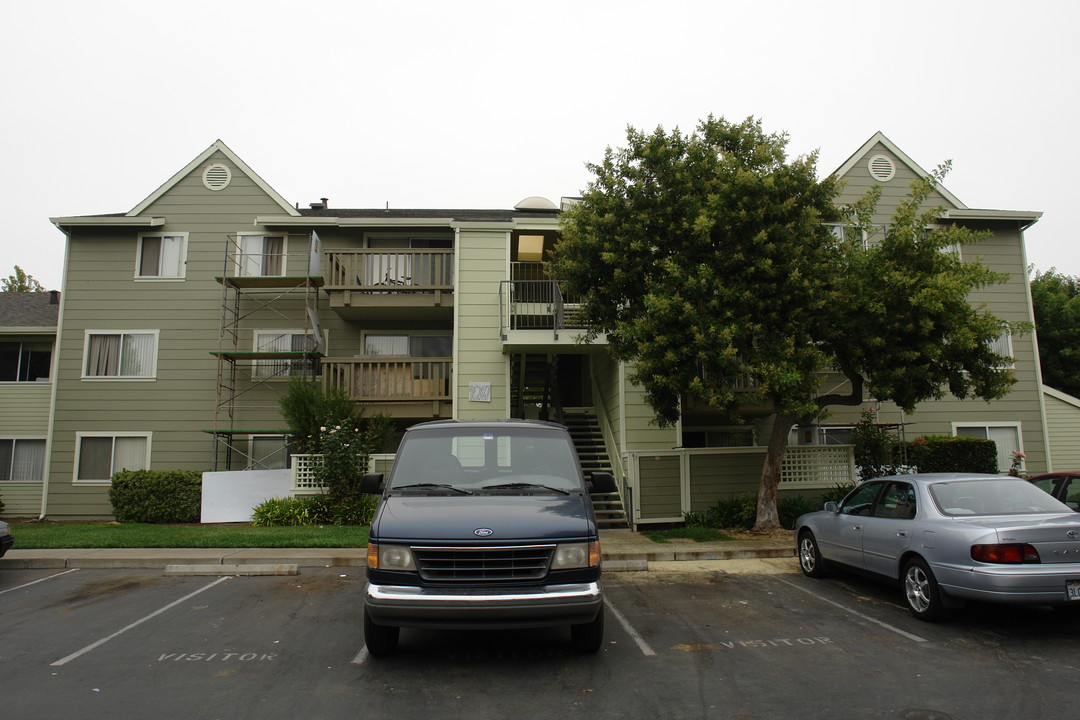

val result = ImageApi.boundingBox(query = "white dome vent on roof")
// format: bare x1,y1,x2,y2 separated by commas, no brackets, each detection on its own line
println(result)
514,196,558,211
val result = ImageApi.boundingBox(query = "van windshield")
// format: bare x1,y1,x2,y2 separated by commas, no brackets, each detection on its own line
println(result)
389,427,581,494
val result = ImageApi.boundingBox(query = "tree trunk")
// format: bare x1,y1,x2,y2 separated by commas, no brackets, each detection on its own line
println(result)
753,414,799,531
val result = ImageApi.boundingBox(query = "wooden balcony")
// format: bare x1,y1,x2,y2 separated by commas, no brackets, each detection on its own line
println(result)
323,249,454,321
322,357,452,418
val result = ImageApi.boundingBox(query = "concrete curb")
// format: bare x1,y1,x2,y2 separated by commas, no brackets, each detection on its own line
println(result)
164,563,300,577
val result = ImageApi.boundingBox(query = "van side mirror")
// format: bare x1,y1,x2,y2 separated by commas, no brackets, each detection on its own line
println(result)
588,471,617,494
360,473,385,495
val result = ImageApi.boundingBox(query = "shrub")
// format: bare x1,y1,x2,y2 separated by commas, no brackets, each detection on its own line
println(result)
250,493,377,526
109,470,203,523
851,409,904,480
777,495,816,527
687,492,812,530
906,435,998,474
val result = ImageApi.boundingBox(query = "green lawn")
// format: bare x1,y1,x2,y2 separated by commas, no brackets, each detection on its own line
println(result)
6,522,368,549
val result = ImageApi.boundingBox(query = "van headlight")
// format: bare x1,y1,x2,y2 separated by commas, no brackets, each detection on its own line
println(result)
551,541,600,569
368,543,416,571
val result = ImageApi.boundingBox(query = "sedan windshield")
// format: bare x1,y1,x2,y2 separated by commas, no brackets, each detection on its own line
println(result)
930,479,1073,516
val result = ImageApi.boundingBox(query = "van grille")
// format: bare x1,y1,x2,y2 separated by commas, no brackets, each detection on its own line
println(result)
411,544,555,583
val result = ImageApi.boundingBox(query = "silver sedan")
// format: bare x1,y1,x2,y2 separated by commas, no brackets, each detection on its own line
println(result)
795,473,1080,620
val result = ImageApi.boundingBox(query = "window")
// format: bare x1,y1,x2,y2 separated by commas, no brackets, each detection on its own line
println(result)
953,422,1021,473
253,331,321,378
0,438,46,482
987,331,1014,368
137,234,187,278
364,335,451,357
238,235,286,277
75,433,149,482
83,331,158,379
840,482,881,516
872,482,916,520
0,341,52,381
248,435,293,470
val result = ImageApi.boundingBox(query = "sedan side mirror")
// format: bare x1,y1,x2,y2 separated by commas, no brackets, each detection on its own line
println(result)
824,501,839,514
360,473,385,495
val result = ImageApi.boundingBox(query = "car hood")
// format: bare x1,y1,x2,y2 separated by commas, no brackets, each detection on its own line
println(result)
371,495,594,543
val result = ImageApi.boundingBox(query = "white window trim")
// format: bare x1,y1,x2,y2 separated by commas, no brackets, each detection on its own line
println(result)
135,232,189,281
951,421,1022,473
81,329,160,381
0,436,47,483
235,233,288,277
73,431,152,484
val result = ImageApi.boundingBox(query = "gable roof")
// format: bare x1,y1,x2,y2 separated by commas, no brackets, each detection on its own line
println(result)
833,131,967,209
0,292,60,329
128,140,299,217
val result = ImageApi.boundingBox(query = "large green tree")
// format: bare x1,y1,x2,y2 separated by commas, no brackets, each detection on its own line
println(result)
1029,268,1080,397
554,116,1021,530
1,265,45,292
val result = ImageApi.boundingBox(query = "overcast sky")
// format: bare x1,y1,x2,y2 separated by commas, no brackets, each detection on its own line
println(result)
3,0,1076,291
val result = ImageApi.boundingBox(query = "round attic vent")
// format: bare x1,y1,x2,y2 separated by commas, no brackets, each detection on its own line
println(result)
203,163,232,191
514,196,558,211
868,154,896,182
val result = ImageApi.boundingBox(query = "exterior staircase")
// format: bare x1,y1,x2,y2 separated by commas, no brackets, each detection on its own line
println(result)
563,410,628,529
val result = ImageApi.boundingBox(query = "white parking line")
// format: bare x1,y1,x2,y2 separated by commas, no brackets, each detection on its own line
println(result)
352,646,369,665
605,597,657,656
50,576,232,666
775,577,928,643
0,568,80,595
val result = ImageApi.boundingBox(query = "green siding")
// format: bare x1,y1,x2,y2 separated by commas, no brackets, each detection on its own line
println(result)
454,228,509,419
637,455,682,519
1045,389,1080,471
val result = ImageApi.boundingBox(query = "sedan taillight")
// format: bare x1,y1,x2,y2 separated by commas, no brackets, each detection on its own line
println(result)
971,544,1041,564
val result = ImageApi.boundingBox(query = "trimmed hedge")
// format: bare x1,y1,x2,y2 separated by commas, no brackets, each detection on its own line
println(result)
108,469,204,523
250,494,377,526
907,435,998,474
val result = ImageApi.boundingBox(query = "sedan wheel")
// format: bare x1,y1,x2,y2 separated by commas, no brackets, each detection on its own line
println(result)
903,558,946,622
798,531,828,578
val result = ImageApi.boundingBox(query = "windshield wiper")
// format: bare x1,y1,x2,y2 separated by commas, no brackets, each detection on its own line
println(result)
392,483,473,495
481,482,570,495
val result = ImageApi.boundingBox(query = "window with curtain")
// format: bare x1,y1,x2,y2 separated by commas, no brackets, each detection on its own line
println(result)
76,435,148,481
138,235,186,278
239,235,285,277
253,331,320,378
84,332,157,378
0,438,46,482
955,424,1020,472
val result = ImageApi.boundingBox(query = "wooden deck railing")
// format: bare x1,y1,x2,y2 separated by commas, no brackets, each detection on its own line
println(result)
323,249,453,292
322,357,452,402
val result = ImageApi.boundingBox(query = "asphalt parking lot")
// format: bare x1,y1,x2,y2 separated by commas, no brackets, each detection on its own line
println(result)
3,560,1079,720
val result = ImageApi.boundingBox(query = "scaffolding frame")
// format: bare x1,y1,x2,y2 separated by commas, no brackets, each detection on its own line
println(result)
209,232,324,470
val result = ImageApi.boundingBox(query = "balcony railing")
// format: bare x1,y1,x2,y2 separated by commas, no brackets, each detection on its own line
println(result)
322,357,452,402
323,249,454,292
499,280,586,337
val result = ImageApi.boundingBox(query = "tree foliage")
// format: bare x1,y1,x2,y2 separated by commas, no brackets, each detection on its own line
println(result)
1029,268,1080,397
1,265,45,292
554,116,1023,529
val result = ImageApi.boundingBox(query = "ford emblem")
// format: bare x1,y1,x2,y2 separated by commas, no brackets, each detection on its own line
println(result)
1069,530,1080,540
474,528,494,537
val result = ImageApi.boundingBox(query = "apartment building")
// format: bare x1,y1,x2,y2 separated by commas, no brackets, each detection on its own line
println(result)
19,134,1050,523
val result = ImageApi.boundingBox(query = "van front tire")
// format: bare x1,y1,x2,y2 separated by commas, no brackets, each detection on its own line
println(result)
364,609,400,657
571,607,605,653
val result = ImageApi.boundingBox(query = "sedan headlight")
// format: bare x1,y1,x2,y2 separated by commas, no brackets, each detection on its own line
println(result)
551,541,600,569
368,543,416,571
